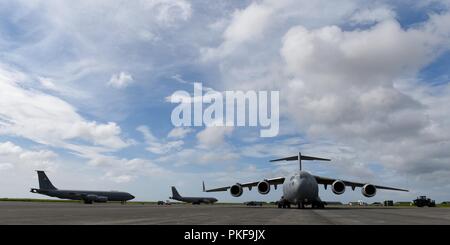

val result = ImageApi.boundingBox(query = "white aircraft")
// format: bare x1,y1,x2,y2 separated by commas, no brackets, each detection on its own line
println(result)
203,152,408,208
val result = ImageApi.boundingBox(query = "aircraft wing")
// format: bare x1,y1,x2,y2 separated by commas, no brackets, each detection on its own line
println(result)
313,175,408,192
204,177,285,192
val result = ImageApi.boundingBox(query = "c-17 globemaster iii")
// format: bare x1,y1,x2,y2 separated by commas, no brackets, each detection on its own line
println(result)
203,152,408,208
30,170,135,204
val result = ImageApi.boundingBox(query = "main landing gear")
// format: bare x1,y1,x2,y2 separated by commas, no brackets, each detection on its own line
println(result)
277,200,325,209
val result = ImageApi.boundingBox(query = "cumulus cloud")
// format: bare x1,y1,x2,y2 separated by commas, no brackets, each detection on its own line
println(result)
168,127,193,139
108,72,134,89
137,125,184,154
196,126,234,149
0,141,58,171
349,5,397,24
0,65,131,153
278,14,450,143
201,0,359,61
96,156,169,183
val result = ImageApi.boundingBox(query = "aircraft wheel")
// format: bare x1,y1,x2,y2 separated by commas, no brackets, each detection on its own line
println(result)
298,202,305,209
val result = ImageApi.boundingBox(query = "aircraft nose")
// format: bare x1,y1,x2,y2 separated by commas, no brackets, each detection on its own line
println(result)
129,194,135,200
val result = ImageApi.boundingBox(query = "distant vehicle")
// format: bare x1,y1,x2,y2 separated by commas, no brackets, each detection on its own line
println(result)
357,200,368,206
348,201,367,206
157,200,172,205
30,170,134,204
413,196,436,207
244,201,264,206
384,200,394,206
203,152,408,209
170,186,217,204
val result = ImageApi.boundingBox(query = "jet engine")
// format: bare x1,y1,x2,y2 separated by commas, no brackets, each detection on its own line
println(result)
257,181,270,195
230,184,243,197
331,180,346,195
361,184,377,197
85,194,108,202
96,196,108,202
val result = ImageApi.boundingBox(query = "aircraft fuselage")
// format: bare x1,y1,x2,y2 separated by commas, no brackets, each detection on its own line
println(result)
282,171,321,205
31,188,134,202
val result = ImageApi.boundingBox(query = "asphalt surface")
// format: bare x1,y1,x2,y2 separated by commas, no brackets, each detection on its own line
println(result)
0,201,449,225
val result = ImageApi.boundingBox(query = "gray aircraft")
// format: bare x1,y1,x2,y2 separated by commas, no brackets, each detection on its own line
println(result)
30,170,135,204
203,152,408,208
170,186,218,204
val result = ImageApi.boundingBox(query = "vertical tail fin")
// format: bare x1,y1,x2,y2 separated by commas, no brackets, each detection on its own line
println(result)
37,171,57,190
171,186,181,199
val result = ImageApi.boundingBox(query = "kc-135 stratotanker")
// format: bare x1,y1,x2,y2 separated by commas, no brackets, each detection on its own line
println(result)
31,171,134,204
203,152,408,208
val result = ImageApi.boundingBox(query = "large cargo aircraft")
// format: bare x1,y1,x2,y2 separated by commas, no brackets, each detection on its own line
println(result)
30,171,135,204
203,152,408,208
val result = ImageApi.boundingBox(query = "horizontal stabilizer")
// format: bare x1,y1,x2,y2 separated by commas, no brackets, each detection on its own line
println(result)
270,155,331,162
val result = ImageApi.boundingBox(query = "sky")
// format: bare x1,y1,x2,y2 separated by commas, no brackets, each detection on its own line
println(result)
0,0,450,203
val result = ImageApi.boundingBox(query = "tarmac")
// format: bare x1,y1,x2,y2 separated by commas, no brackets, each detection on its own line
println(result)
1,201,449,225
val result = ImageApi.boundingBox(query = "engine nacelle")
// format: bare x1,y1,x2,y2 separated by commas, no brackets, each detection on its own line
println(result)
96,196,108,202
257,181,270,195
331,180,346,195
85,194,108,202
230,184,243,197
361,184,377,197
85,194,98,201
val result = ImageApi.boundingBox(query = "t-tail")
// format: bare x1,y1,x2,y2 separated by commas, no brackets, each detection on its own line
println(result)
36,170,57,190
270,152,331,171
171,186,182,200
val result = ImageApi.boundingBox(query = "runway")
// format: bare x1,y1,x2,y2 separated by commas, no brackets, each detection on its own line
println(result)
1,201,449,225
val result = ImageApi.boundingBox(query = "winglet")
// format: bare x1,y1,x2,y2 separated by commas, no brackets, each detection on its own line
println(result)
202,181,206,192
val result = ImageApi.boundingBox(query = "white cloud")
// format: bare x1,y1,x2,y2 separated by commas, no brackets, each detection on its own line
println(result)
147,0,192,25
0,65,131,151
137,125,184,154
0,141,58,171
38,77,58,91
168,127,193,139
196,126,234,149
201,2,273,61
201,0,359,61
350,5,397,24
108,72,134,89
279,14,450,141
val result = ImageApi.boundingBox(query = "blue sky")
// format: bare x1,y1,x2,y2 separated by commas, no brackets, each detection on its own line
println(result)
1,0,450,203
